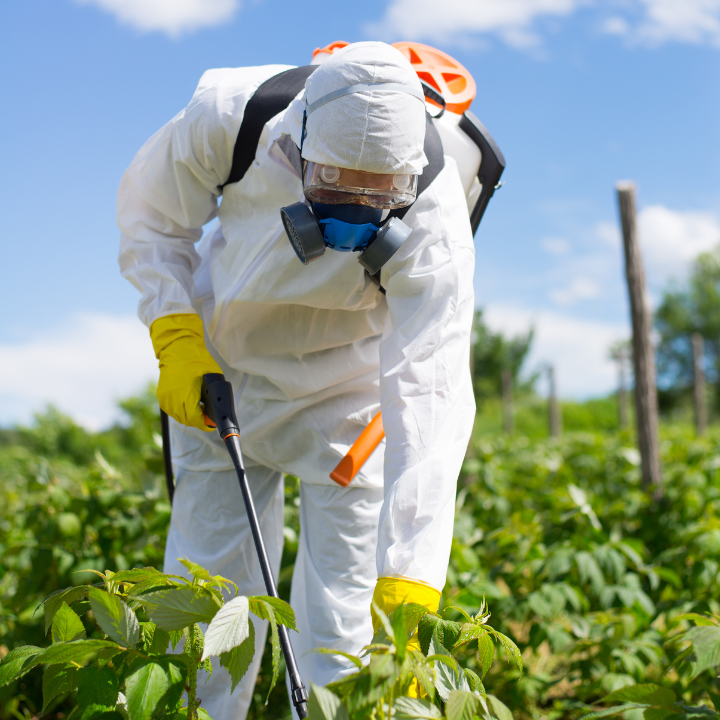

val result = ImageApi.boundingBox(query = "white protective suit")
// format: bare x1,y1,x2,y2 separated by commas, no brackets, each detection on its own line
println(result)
118,42,476,718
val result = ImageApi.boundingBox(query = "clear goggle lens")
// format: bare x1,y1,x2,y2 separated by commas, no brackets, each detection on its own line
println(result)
303,162,418,209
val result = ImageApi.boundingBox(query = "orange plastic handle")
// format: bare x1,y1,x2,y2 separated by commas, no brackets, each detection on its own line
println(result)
330,412,385,487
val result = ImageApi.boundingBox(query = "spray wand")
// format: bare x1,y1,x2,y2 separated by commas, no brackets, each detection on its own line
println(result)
200,373,308,719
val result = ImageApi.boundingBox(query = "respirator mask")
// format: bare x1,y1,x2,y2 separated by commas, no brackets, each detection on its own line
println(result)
276,81,425,274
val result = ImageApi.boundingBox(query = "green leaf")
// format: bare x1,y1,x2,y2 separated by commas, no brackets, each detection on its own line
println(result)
684,626,720,679
446,690,480,720
77,666,119,713
142,586,220,631
111,568,163,585
169,628,183,650
393,696,442,719
486,694,514,720
0,645,42,687
463,667,485,696
266,605,281,702
179,557,215,583
444,605,474,623
150,627,171,655
477,632,495,679
308,681,349,720
418,614,460,655
127,576,177,597
580,704,647,719
248,596,298,631
411,658,436,700
42,586,89,634
52,603,86,643
643,709,685,720
309,648,363,668
396,602,435,637
675,613,718,627
455,624,489,649
34,639,124,669
493,630,523,671
429,630,468,701
202,595,250,660
124,656,187,720
88,588,140,648
220,618,255,693
392,603,410,657
601,684,676,707
42,663,77,711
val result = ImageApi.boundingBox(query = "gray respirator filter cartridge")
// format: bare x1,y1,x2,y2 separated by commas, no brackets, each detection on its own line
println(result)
280,202,326,265
357,217,412,275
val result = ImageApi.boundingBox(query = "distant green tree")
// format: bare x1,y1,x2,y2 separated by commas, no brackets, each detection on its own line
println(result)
655,247,720,412
471,309,534,403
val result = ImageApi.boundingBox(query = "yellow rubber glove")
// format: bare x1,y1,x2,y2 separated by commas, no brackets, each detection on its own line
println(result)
371,576,441,634
150,313,223,432
372,577,441,698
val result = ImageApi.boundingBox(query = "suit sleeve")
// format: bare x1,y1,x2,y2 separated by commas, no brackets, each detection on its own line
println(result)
376,160,476,591
117,66,290,327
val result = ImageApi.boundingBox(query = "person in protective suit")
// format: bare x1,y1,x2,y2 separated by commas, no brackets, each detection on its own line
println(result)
118,41,475,718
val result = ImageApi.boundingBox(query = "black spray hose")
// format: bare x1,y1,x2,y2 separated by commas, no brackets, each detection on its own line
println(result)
160,409,175,505
200,373,309,719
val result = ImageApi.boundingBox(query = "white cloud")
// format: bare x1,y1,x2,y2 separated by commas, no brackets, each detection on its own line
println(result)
541,237,571,255
593,206,720,287
550,276,601,305
484,304,628,397
0,313,158,430
73,0,239,36
367,0,581,47
369,0,720,48
634,0,720,46
638,205,720,284
602,16,631,35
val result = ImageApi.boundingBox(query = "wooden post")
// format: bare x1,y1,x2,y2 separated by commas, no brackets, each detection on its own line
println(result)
610,342,630,430
616,182,662,490
693,332,707,436
501,368,514,434
548,365,561,438
617,347,630,430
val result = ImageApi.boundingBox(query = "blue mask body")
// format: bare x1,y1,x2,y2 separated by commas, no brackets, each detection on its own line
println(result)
312,203,383,252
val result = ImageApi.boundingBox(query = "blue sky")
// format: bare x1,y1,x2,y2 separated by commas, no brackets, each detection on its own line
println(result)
1,0,719,427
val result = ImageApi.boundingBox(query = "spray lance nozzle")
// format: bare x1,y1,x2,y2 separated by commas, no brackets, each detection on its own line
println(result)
201,373,240,439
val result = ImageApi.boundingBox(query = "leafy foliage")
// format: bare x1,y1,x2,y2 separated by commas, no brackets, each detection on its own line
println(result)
0,561,296,720
452,427,720,718
309,601,516,719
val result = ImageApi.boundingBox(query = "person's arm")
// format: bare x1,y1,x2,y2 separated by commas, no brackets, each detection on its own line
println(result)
374,163,476,611
117,66,291,428
117,69,251,326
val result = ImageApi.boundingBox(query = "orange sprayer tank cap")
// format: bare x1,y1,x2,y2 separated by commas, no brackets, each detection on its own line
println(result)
392,42,476,115
312,41,350,62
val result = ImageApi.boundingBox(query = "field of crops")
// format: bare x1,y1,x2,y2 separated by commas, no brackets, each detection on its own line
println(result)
2,387,720,719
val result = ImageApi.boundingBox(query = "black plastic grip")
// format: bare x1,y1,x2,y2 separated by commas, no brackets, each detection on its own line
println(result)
201,374,240,439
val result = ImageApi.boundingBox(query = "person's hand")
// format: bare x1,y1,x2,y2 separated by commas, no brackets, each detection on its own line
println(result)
150,314,223,432
371,577,441,697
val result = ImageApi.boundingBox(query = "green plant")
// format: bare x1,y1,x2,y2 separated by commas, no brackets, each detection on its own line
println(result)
580,612,720,719
0,560,296,719
309,600,521,719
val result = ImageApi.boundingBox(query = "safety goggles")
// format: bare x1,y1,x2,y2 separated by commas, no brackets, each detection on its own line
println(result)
302,162,418,209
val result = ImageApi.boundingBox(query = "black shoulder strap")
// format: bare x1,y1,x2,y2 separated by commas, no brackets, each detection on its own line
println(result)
390,113,445,221
222,65,317,188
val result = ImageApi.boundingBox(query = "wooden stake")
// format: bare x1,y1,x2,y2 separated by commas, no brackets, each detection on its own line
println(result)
618,348,630,430
616,182,662,490
501,368,514,434
693,332,707,436
548,365,561,438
